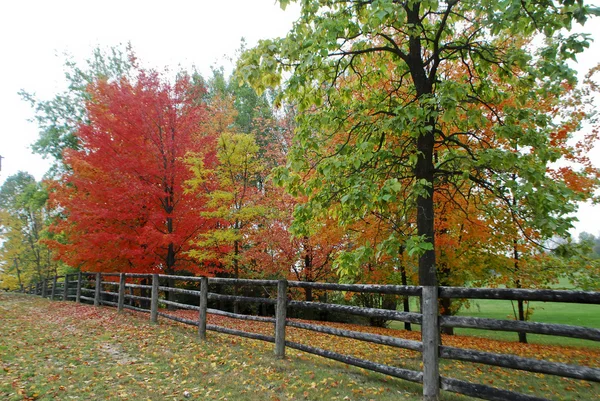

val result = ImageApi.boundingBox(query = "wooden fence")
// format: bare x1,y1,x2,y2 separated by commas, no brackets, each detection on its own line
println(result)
24,273,600,401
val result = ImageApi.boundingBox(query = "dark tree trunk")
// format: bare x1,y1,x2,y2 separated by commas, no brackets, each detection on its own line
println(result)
233,239,240,314
165,240,177,310
400,265,412,331
438,260,454,335
305,286,313,302
406,4,436,287
140,278,150,309
440,297,454,335
302,240,315,320
517,298,528,344
318,291,329,321
513,241,528,344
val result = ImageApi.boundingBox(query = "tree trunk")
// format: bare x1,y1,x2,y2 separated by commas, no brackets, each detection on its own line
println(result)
517,298,528,344
305,286,313,302
400,265,412,331
140,278,150,309
165,241,177,310
438,260,454,335
406,4,436,287
13,258,23,292
513,242,528,344
233,239,240,314
440,297,454,335
303,246,314,320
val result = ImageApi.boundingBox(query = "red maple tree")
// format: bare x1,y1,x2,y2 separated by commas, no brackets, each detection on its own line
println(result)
49,69,216,274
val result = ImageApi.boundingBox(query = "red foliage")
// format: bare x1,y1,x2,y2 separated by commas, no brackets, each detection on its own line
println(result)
49,70,216,274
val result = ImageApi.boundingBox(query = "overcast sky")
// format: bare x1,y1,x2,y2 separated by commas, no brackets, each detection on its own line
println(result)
1,0,599,237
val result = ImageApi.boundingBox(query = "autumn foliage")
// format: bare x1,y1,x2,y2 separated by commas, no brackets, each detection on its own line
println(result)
48,70,216,274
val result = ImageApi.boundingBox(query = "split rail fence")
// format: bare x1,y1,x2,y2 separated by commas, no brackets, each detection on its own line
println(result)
24,273,600,401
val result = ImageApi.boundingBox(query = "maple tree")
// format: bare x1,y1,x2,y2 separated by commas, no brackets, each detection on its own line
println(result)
48,68,215,275
247,186,346,296
239,0,599,289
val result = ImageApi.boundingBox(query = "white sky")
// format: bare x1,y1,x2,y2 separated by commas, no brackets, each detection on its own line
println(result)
0,0,599,237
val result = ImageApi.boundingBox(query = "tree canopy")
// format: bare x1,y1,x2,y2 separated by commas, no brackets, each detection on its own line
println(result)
48,67,215,274
238,0,600,285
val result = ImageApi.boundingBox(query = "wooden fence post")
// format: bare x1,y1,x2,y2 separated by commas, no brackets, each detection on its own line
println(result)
94,272,101,307
63,275,69,301
150,274,159,323
51,275,57,300
275,279,288,358
117,273,126,312
422,286,440,401
198,277,208,340
76,272,82,303
41,279,47,298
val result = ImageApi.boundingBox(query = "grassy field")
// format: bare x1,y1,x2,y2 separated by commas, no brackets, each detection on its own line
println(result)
2,292,598,400
454,299,600,347
389,281,600,348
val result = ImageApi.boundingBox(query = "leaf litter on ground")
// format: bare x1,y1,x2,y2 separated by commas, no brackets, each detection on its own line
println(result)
1,292,598,401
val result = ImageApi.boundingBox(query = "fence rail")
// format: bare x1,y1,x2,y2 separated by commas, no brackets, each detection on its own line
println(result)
23,273,599,401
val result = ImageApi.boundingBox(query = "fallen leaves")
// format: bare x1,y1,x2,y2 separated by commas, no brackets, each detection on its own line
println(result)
2,292,598,401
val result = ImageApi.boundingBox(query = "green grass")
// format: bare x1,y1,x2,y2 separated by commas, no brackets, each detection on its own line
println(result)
453,299,600,348
0,292,468,401
389,279,600,348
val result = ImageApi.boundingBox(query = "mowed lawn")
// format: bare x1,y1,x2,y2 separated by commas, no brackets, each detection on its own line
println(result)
453,298,600,348
1,292,599,400
391,298,600,348
390,279,600,348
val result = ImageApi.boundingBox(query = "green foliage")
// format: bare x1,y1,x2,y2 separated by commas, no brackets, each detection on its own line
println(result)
205,64,277,157
0,172,63,289
552,234,600,290
186,133,265,272
238,0,600,285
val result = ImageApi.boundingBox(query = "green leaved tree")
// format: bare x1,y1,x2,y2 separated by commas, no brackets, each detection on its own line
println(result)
187,132,265,273
238,0,599,288
0,172,62,290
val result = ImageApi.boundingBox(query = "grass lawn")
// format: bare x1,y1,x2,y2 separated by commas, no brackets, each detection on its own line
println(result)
2,292,598,400
454,299,600,348
389,280,600,348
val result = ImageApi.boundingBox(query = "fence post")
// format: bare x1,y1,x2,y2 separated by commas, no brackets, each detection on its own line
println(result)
198,277,208,340
63,275,69,301
150,274,159,323
422,286,440,401
117,273,126,312
275,279,288,358
76,272,82,303
51,275,57,300
94,273,101,307
41,279,47,298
